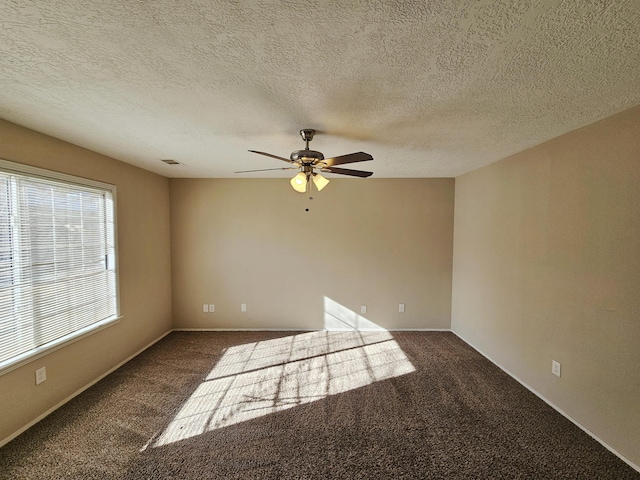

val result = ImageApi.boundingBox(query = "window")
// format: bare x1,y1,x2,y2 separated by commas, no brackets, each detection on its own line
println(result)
0,160,119,374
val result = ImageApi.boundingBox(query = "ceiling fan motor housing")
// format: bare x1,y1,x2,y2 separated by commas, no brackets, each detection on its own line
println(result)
290,149,324,163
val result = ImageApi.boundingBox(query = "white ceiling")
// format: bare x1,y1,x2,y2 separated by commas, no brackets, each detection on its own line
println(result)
1,1,639,178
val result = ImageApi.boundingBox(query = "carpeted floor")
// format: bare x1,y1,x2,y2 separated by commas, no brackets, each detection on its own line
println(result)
0,331,637,479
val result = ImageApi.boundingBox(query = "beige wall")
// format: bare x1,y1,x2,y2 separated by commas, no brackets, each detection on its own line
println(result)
5,104,638,466
170,178,454,330
0,119,173,444
451,106,640,467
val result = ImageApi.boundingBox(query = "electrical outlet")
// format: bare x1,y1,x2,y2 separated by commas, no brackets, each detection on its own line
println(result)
208,304,215,313
360,305,367,314
35,366,47,385
241,303,247,312
399,303,405,313
552,360,561,377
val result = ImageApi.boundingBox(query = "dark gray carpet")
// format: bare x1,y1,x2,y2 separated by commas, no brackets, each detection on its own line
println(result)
0,331,637,479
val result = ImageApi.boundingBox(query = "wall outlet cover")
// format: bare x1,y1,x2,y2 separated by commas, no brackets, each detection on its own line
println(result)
35,366,47,385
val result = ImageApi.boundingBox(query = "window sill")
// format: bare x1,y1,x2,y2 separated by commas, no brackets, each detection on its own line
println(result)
0,316,122,377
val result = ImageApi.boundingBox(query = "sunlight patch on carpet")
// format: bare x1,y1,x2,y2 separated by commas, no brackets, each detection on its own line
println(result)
151,304,414,447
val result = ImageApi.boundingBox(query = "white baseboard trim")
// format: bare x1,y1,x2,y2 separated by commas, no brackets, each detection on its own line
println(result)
173,328,316,332
387,328,451,332
451,330,640,474
172,328,452,332
0,329,172,449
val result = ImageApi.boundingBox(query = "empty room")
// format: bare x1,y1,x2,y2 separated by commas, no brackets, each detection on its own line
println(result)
0,1,638,478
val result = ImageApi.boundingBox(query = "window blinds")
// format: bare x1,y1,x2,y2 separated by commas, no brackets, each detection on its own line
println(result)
0,165,118,372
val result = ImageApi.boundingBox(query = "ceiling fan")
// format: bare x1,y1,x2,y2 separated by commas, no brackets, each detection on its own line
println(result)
236,129,373,193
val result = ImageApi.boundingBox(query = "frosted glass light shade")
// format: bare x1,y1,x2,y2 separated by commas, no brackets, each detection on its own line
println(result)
290,172,307,193
312,173,330,191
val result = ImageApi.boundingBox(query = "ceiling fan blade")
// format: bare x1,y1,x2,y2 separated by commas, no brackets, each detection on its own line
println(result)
235,167,298,173
248,150,293,164
321,166,373,178
321,152,373,167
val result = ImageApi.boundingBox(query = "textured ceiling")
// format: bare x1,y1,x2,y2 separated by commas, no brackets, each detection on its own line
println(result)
1,0,639,178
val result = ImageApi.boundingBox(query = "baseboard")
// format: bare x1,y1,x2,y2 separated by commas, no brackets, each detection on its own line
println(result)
451,330,640,474
0,329,173,449
172,328,317,332
387,328,451,332
172,328,452,332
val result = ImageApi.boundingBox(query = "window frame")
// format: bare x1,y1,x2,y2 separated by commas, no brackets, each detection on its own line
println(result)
0,159,121,376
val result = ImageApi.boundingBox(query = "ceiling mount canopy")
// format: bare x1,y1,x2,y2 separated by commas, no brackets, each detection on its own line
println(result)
236,129,373,193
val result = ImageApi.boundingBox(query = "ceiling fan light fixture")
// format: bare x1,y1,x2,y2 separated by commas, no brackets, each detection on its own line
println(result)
290,172,307,193
245,129,373,192
312,172,329,191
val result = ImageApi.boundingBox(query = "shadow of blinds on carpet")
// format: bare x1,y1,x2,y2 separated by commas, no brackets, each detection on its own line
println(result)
145,298,415,449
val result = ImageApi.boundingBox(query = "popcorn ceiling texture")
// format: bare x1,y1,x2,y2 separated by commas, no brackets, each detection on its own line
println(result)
0,0,639,178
